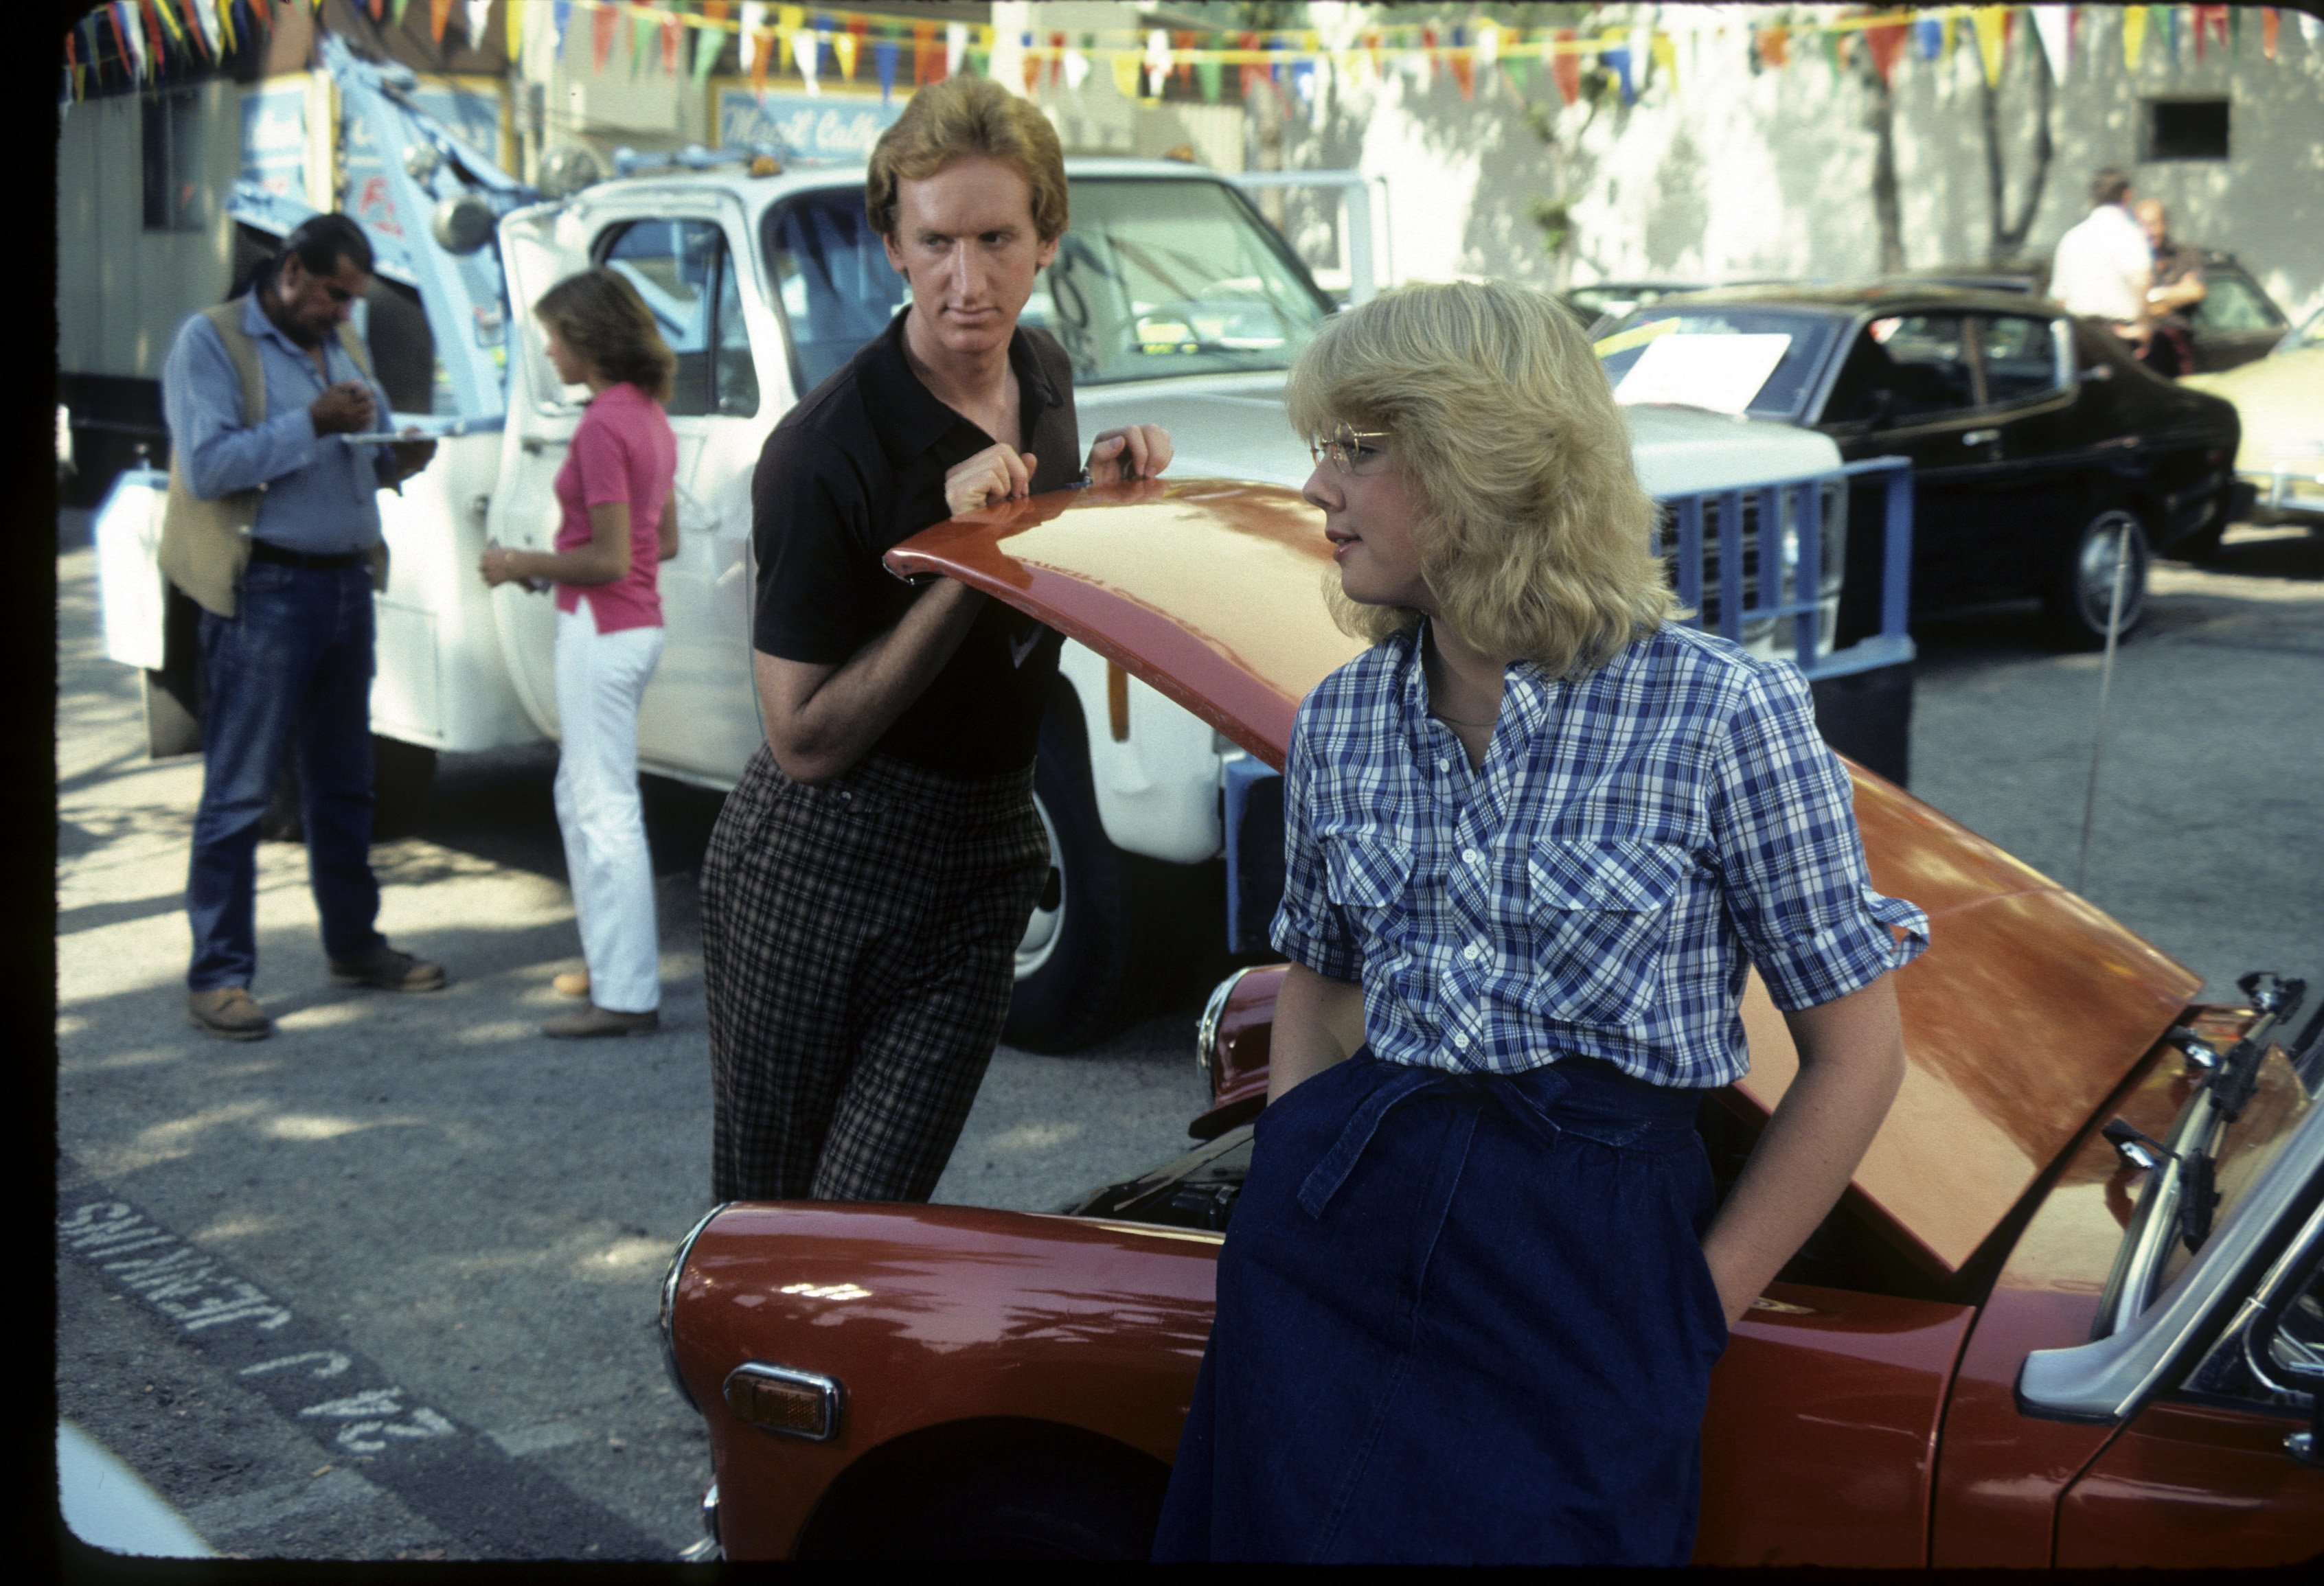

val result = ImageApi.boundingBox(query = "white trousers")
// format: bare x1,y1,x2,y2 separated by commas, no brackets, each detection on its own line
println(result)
553,608,665,1013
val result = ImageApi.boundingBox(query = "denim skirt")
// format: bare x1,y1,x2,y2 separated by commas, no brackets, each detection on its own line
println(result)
1152,1049,1730,1565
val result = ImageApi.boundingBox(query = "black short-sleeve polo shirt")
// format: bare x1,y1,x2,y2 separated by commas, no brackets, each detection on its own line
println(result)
750,310,1079,778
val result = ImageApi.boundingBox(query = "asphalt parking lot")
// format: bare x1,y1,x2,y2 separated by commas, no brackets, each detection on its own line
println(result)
54,519,2322,1560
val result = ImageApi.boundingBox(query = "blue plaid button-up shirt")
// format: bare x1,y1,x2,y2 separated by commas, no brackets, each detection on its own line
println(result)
1271,622,1929,1088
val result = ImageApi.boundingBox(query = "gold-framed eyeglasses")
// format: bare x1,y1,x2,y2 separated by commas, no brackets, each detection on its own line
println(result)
1307,422,1391,474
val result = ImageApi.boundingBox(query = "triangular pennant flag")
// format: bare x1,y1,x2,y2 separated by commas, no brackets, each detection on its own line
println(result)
1652,30,1676,93
464,0,488,51
799,23,822,93
913,21,938,86
551,0,571,57
592,1,617,73
429,0,450,46
1758,25,1788,69
2262,7,2279,60
1865,16,1906,84
948,21,967,78
1110,48,1138,97
2124,5,2148,69
2157,5,2176,69
1174,30,1194,87
1915,14,1943,60
1196,51,1221,102
694,19,722,87
505,0,520,60
1973,7,2008,86
835,28,857,82
631,9,654,79
1449,25,1474,100
876,32,899,102
661,16,681,75
2030,5,2070,80
1551,27,1580,106
1062,39,1088,93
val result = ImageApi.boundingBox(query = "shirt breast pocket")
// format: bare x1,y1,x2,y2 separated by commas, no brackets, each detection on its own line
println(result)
1523,838,1690,1028
1320,831,1416,947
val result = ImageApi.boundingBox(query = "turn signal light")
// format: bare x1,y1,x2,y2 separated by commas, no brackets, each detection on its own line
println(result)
722,1363,842,1442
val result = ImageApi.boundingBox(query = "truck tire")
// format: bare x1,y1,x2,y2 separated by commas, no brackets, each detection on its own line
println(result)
2045,506,2151,650
255,736,437,844
372,737,437,838
1003,691,1132,1054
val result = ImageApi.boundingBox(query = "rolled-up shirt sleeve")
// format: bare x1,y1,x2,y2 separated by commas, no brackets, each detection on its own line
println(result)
1268,698,1363,983
1709,660,1928,1011
163,314,317,502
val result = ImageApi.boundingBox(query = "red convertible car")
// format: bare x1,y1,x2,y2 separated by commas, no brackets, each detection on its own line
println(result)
660,481,2324,1565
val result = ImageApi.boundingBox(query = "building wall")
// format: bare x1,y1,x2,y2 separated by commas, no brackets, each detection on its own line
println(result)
1277,5,2324,324
56,80,243,381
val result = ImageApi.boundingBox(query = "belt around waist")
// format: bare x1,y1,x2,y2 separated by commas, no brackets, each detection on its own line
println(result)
249,540,369,571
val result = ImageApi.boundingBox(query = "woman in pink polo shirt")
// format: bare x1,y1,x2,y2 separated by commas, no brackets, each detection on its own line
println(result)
481,268,679,1037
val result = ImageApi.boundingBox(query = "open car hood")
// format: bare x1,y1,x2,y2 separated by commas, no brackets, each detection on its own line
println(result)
887,482,2201,1276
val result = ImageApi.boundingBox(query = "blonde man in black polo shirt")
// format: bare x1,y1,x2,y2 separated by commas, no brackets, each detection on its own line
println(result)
701,78,1172,1203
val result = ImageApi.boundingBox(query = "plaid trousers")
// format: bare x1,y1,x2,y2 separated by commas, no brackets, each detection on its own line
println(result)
700,743,1050,1203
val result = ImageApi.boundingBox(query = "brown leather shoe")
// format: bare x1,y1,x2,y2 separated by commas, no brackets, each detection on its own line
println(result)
551,969,591,998
329,944,446,992
189,986,274,1041
540,1004,659,1039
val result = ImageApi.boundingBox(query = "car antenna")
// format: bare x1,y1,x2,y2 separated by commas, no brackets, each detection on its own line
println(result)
2072,523,2134,896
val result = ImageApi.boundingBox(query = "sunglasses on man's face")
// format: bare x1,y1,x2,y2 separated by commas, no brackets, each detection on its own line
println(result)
1306,422,1391,474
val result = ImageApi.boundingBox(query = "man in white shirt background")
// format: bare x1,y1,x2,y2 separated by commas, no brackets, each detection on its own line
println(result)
2050,168,2153,348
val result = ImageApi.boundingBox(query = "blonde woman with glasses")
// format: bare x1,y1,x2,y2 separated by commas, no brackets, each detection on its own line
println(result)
1153,281,1928,1564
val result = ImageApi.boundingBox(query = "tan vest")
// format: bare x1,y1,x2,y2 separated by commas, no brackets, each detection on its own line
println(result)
159,302,390,618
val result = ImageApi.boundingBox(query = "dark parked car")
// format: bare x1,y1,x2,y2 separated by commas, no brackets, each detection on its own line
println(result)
1895,252,2291,374
1594,284,2242,645
1558,279,1704,332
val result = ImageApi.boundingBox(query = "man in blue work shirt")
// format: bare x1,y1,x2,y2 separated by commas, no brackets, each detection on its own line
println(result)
161,214,444,1041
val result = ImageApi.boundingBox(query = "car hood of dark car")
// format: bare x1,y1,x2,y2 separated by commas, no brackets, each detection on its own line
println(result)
888,484,2201,1276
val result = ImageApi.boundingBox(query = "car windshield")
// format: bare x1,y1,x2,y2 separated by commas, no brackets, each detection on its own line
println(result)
759,177,1334,397
1595,308,1839,421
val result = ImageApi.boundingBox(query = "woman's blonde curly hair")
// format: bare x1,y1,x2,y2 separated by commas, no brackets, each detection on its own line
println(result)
1286,279,1676,677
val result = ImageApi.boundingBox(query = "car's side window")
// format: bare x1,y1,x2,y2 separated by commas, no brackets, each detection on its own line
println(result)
1825,313,1977,425
2191,273,2285,335
597,219,760,419
1976,314,2067,404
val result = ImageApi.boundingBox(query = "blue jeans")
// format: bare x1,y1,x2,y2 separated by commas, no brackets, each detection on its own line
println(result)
186,559,384,991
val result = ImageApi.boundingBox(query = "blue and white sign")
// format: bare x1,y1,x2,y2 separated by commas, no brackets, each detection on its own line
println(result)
716,89,898,163
342,80,505,245
239,80,308,200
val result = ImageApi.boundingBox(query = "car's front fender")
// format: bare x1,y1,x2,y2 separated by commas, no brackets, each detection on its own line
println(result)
669,1202,1217,1559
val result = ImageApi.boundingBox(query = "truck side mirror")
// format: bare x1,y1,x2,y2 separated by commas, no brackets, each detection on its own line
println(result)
431,194,495,256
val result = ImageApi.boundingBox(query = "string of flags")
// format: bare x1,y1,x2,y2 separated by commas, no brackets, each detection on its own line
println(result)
60,3,2324,108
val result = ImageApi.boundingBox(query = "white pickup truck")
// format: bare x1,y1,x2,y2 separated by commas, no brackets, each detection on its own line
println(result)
98,112,1911,1051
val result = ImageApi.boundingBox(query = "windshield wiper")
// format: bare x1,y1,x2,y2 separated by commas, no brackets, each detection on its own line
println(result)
2093,972,2308,1339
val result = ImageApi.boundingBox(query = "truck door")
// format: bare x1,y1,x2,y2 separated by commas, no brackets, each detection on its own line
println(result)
593,205,773,785
490,194,777,785
488,201,593,742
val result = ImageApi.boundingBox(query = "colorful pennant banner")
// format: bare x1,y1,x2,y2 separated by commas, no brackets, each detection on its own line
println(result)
56,2,2321,105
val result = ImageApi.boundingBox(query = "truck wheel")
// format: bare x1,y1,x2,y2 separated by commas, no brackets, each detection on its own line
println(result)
372,737,437,838
256,736,436,844
1003,693,1132,1054
2045,507,2151,650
